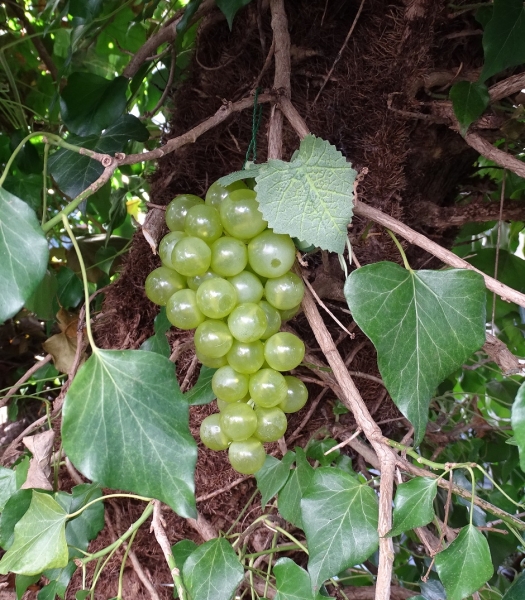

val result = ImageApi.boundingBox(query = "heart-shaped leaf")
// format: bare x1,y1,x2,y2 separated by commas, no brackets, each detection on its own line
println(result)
344,263,486,444
216,0,252,29
278,448,314,529
62,349,197,518
389,477,438,537
502,572,525,599
184,366,217,406
274,558,324,600
450,81,489,134
256,451,296,507
301,468,379,591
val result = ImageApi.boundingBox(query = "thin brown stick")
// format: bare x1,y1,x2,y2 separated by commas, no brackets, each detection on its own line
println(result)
196,476,252,502
180,355,199,392
464,132,525,180
286,387,329,444
492,160,507,332
144,45,177,118
489,72,525,102
1,354,53,409
187,512,218,541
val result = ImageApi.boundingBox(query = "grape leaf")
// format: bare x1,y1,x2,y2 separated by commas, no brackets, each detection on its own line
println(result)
278,448,314,529
62,349,197,518
0,492,68,576
344,263,486,444
273,558,324,600
480,0,525,82
502,572,525,599
256,451,296,507
0,188,49,324
184,366,217,406
182,538,243,600
255,135,356,254
216,0,253,29
449,81,489,134
301,468,379,591
511,382,525,472
388,477,438,537
435,525,493,600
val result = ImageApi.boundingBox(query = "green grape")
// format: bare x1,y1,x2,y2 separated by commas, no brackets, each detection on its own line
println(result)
279,304,301,322
279,376,308,413
165,194,204,231
210,237,248,277
212,366,249,402
254,406,288,442
172,236,211,277
187,269,218,291
184,204,223,243
205,180,247,210
258,301,282,340
265,272,305,310
220,189,267,240
145,266,186,306
249,368,287,408
227,302,267,343
219,403,257,441
227,340,265,374
196,349,228,369
247,231,296,278
194,320,233,358
264,332,305,371
200,413,230,450
228,271,264,304
196,277,238,319
228,438,266,474
166,289,205,330
159,231,186,269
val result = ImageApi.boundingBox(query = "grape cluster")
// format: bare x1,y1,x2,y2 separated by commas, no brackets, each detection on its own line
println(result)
145,180,308,474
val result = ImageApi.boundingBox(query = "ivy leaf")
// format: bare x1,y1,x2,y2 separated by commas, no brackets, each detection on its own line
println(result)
60,73,128,136
255,135,356,254
0,467,17,512
62,349,197,518
301,468,379,591
435,525,493,600
57,267,84,310
25,270,58,321
274,558,324,600
216,0,253,29
344,263,486,444
16,574,41,599
388,477,438,537
0,188,49,324
511,382,525,472
0,490,33,550
502,572,525,599
182,538,244,600
184,366,217,406
48,115,149,199
256,451,296,507
278,448,314,529
0,492,68,576
140,308,171,357
449,81,489,134
480,0,525,82
41,561,77,600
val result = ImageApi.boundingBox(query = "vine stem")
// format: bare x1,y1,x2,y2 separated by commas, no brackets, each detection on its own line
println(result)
386,230,411,271
67,493,153,520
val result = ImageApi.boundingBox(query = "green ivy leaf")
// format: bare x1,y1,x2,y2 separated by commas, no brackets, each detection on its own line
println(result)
511,382,525,472
182,538,244,600
344,263,486,444
15,574,41,600
3,174,43,212
0,189,49,323
41,561,77,600
56,267,84,310
255,135,356,254
62,350,197,518
172,539,198,570
502,572,525,599
0,492,68,576
0,467,17,512
449,81,489,134
306,438,340,466
278,448,314,529
48,115,149,198
480,0,525,82
140,308,171,357
301,468,379,591
389,477,438,537
216,0,253,29
256,451,296,507
274,558,324,600
25,270,58,321
184,366,217,406
0,490,33,550
435,525,493,600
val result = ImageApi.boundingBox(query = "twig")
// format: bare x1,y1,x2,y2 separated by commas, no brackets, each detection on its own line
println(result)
180,355,199,392
325,428,362,455
286,387,329,444
196,476,252,502
1,354,53,409
187,511,218,541
464,132,525,180
492,158,507,333
144,45,177,118
312,0,366,105
489,72,525,102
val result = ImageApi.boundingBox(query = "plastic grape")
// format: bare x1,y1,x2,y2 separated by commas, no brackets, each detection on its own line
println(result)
228,271,264,304
265,272,305,310
200,414,230,450
226,340,265,374
258,301,282,340
220,189,267,240
184,204,223,243
196,277,238,319
205,180,247,210
228,438,266,474
145,266,186,306
227,302,267,342
187,269,218,291
247,231,296,278
279,376,308,413
159,231,186,269
249,368,287,408
210,236,248,277
194,320,233,358
279,304,301,322
264,332,305,371
212,366,249,402
196,349,228,369
166,289,205,330
172,236,212,277
254,406,288,442
219,403,257,441
165,194,204,231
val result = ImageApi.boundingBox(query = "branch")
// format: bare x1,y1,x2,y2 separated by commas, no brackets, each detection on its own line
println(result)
464,131,525,179
489,72,525,103
1,354,52,409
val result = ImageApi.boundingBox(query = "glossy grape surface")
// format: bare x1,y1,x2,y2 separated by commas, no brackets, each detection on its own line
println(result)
279,376,308,413
220,189,267,240
228,271,264,304
226,340,265,374
172,236,212,277
194,320,233,358
196,277,238,319
184,204,223,243
166,289,205,330
264,332,305,371
159,231,186,269
254,406,287,442
165,194,204,231
265,272,305,310
210,237,248,277
196,349,228,369
212,366,249,402
145,267,186,306
227,302,267,343
219,403,257,441
248,231,296,278
279,304,301,322
187,269,218,291
249,368,287,408
205,180,247,210
200,414,230,451
258,301,282,340
228,438,266,474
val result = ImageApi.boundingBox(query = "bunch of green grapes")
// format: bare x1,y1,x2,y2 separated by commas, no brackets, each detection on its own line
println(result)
145,180,308,474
